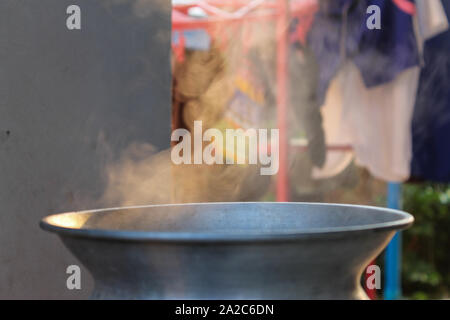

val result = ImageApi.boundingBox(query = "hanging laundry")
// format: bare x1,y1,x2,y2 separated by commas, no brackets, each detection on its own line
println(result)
308,0,447,182
340,62,419,182
411,0,450,182
288,44,326,168
308,0,420,106
311,73,354,180
415,0,449,44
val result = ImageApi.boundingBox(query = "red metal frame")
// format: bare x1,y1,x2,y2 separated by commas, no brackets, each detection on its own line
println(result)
172,0,318,202
392,0,416,15
275,0,289,202
172,0,317,30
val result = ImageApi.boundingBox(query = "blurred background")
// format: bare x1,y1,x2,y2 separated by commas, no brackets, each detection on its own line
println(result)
0,0,449,299
170,0,450,300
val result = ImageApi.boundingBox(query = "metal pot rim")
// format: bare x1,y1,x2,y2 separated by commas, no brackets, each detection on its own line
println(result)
40,202,414,242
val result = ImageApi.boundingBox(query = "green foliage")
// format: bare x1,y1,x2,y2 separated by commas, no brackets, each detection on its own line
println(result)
401,183,450,299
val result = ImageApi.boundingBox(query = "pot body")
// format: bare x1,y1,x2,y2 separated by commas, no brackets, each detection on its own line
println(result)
41,202,413,299
61,231,394,299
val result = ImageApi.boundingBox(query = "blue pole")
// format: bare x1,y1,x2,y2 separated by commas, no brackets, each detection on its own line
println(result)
384,182,402,300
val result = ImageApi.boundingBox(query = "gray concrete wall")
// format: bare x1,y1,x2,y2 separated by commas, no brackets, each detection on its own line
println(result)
0,0,171,298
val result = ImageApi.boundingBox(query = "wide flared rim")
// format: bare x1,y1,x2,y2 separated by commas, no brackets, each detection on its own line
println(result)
40,202,414,242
